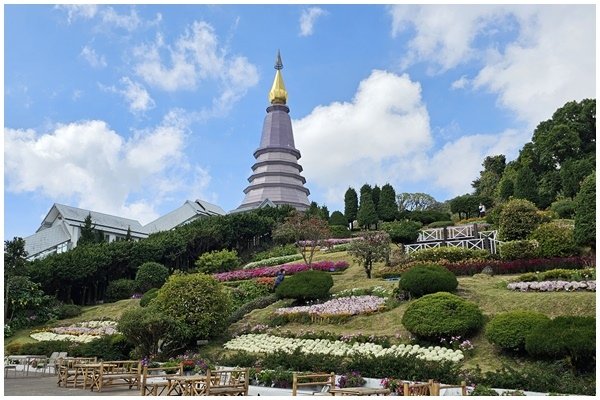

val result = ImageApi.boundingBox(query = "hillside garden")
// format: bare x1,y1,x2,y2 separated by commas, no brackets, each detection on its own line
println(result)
3,99,596,395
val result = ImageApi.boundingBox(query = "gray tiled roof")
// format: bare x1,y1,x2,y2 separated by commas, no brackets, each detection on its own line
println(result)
53,203,145,233
24,221,71,258
143,200,225,234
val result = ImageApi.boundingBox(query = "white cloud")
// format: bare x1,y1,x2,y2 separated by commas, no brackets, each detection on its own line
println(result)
55,5,98,23
80,45,107,68
388,4,595,127
120,77,155,113
4,118,209,224
100,7,141,31
299,7,327,37
133,21,258,116
451,76,470,90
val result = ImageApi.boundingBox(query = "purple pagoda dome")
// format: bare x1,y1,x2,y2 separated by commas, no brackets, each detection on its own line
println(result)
233,51,310,213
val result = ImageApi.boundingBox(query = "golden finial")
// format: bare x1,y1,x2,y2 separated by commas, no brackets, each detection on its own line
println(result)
269,50,288,105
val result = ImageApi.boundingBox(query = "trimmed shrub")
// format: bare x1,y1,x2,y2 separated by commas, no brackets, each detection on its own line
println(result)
399,264,458,298
105,279,136,302
56,303,83,319
401,292,484,340
153,273,232,343
75,334,132,360
498,198,541,241
118,305,180,357
229,280,271,309
574,172,595,248
139,288,159,307
275,270,333,302
499,240,539,260
550,198,576,219
525,316,596,370
427,221,455,228
409,247,489,263
529,222,578,258
195,249,240,273
329,211,349,227
485,311,550,352
381,220,422,248
228,294,279,324
135,261,169,293
329,225,351,238
252,244,297,262
485,204,503,227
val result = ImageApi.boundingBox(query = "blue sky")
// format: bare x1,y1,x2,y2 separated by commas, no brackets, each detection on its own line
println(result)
3,3,596,240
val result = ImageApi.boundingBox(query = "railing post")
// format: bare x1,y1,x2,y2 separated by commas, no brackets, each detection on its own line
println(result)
473,223,479,238
442,226,448,247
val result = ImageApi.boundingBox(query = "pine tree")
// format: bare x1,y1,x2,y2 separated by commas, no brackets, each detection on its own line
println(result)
574,172,595,249
378,183,397,222
344,188,358,225
357,192,378,230
372,185,381,216
78,213,97,246
125,226,132,241
514,166,539,205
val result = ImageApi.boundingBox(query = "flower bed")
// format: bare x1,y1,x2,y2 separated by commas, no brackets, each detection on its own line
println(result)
275,295,386,321
30,320,118,343
298,238,362,248
507,280,596,292
332,286,391,298
243,254,303,269
213,261,349,282
223,334,464,362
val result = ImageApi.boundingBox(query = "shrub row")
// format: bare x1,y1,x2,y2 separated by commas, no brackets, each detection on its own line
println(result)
227,294,279,324
252,244,298,262
399,264,458,298
409,247,489,263
439,256,593,276
243,254,303,270
515,268,595,282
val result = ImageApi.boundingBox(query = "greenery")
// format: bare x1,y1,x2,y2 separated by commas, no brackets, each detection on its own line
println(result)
272,211,331,267
549,198,576,219
380,220,421,250
449,194,481,220
470,385,498,396
348,231,391,279
56,304,83,319
228,280,271,309
139,288,159,307
243,254,303,269
573,172,595,249
105,278,137,302
329,225,351,238
275,270,333,302
153,273,232,347
409,247,488,263
485,311,550,352
357,188,378,229
135,261,169,292
228,294,279,324
514,268,595,282
498,199,541,241
252,244,298,262
402,292,484,340
118,305,179,358
195,249,240,273
399,264,458,298
524,316,595,370
344,188,358,225
378,184,397,222
329,211,348,227
499,240,539,260
529,222,577,258
427,221,455,228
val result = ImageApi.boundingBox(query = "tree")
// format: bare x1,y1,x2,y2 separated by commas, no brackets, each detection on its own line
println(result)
574,172,595,249
344,188,358,226
319,205,330,222
357,191,378,229
4,237,28,323
125,226,132,241
396,192,439,211
378,184,397,222
272,211,331,267
513,166,539,205
359,184,373,199
498,198,541,241
449,194,479,220
348,231,391,279
560,157,595,198
78,213,100,246
118,305,180,357
329,211,348,227
372,185,381,215
135,262,170,293
380,220,421,251
472,155,506,200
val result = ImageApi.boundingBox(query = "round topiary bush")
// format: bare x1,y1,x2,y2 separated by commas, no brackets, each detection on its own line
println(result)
275,270,333,302
105,278,136,302
401,292,484,340
525,316,596,370
485,310,550,352
195,249,240,273
498,198,541,241
550,198,576,219
135,261,170,293
56,303,83,319
499,240,539,260
399,264,458,298
139,288,159,307
529,221,577,258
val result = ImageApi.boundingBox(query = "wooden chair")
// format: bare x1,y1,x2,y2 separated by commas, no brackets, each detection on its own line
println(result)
432,381,468,396
91,360,141,392
205,368,249,396
403,379,435,396
140,363,183,396
57,356,97,388
292,372,335,396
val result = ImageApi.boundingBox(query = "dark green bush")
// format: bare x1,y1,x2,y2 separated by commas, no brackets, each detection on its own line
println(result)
470,385,499,395
485,204,504,227
139,288,159,307
252,244,297,262
499,240,539,260
329,211,349,227
573,172,595,249
427,221,455,228
399,264,458,298
74,334,133,360
56,303,83,319
399,210,452,225
229,280,271,309
498,198,541,241
550,199,576,219
228,294,278,324
401,292,484,340
409,247,489,263
525,316,596,370
275,270,333,302
5,340,74,356
105,278,137,302
485,311,550,352
329,225,351,238
135,261,169,293
195,249,240,273
118,305,180,357
529,222,578,258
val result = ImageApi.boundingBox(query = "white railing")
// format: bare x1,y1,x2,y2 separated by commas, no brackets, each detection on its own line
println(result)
447,225,473,239
418,228,444,242
404,242,442,254
445,238,485,251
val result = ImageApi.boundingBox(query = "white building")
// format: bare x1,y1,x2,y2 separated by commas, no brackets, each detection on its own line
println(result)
24,200,225,261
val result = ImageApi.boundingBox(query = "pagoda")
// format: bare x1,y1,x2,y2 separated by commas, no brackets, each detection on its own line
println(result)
233,51,310,213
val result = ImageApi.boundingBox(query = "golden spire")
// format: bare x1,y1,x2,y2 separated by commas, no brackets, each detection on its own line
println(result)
268,50,288,105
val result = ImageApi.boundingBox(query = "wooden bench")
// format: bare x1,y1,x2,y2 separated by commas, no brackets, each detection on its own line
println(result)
205,368,249,396
57,357,97,388
432,381,468,396
292,372,336,396
140,363,183,396
90,360,141,392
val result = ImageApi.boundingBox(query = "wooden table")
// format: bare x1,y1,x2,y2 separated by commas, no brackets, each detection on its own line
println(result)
329,387,391,396
166,375,208,396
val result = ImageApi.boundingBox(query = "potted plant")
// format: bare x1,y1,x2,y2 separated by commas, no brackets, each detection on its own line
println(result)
338,371,366,388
